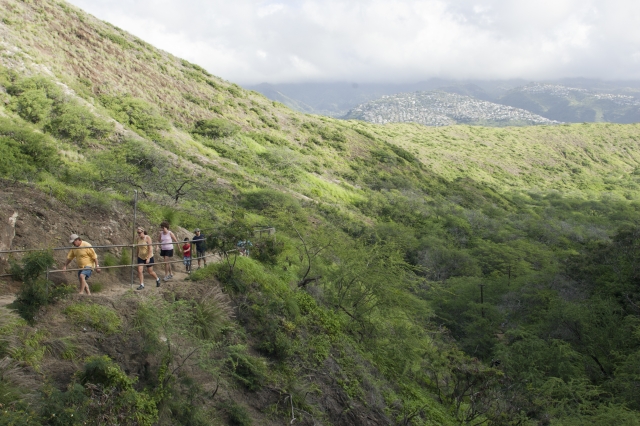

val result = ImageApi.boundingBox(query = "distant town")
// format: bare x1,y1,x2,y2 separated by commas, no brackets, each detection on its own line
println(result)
344,91,559,127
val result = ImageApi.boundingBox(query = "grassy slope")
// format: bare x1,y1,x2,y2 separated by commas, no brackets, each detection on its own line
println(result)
3,0,640,201
3,1,640,425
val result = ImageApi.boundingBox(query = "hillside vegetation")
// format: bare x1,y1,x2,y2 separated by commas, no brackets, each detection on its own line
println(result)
2,1,640,425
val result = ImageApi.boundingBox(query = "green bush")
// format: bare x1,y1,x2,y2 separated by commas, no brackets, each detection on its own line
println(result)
0,118,60,179
252,237,283,265
40,356,159,426
64,303,122,334
12,251,72,324
12,89,53,123
46,102,114,143
192,118,240,139
222,400,253,426
99,94,169,136
226,345,267,391
78,355,132,388
191,289,231,340
7,76,63,100
227,84,244,98
120,248,132,265
88,282,103,293
102,252,119,271
40,383,89,426
240,189,301,214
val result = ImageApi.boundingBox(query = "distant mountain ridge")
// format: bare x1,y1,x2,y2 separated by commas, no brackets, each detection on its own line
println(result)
497,83,640,123
343,91,558,127
248,80,640,125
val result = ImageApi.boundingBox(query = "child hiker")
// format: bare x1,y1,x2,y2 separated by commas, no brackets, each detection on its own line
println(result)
182,237,192,274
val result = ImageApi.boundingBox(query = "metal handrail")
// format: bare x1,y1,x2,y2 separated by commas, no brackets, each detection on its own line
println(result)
0,251,224,279
0,239,207,255
47,252,220,274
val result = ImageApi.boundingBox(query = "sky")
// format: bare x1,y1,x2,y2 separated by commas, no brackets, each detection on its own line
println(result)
67,0,640,85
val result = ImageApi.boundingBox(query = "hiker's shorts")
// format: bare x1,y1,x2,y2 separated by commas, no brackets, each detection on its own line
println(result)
78,267,92,279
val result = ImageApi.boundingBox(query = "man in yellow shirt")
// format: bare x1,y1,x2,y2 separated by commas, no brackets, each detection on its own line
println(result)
62,234,100,295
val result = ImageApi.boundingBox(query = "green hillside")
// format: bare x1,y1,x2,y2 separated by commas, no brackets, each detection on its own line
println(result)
2,1,640,425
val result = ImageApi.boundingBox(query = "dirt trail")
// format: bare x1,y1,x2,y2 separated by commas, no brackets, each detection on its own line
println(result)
101,269,191,296
0,268,198,309
0,293,14,308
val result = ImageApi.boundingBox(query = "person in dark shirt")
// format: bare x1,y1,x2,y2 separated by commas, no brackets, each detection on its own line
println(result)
193,228,207,269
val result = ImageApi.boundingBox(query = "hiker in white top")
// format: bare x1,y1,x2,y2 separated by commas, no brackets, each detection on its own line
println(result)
158,221,178,280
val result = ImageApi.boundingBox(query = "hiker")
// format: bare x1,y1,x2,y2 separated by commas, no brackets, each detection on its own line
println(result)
62,234,100,295
193,228,207,269
135,226,161,290
182,237,192,274
158,221,178,281
237,240,252,257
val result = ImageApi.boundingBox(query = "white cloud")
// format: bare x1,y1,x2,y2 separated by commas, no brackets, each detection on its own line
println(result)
257,3,285,18
67,0,640,84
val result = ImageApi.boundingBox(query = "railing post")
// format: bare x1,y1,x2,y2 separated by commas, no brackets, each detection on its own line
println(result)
130,190,138,289
46,265,50,298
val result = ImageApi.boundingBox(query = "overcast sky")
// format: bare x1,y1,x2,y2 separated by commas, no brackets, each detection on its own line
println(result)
67,0,640,85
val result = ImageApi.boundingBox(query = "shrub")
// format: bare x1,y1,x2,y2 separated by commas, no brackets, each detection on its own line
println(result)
190,287,233,340
12,251,72,324
88,282,104,293
0,118,60,179
7,76,63,100
120,248,132,265
46,102,114,143
64,303,122,334
44,355,159,426
12,89,53,123
193,118,240,139
44,337,79,360
252,237,284,265
222,400,253,426
102,253,119,271
99,94,169,136
240,189,301,214
226,345,267,391
40,383,89,425
227,84,243,98
78,355,132,388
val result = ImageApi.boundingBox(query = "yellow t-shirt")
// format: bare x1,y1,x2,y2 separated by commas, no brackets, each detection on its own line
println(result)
137,235,152,260
66,241,97,269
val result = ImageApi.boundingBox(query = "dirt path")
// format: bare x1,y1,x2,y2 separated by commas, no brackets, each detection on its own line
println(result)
0,269,196,309
0,252,222,309
0,294,15,308
100,269,191,296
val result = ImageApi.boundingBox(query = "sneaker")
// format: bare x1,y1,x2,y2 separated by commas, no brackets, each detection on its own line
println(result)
136,284,145,291
156,278,161,287
168,274,173,279
163,276,170,281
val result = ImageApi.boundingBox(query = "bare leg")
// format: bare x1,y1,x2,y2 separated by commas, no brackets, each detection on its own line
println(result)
79,274,91,295
147,266,159,280
137,264,144,285
163,256,170,276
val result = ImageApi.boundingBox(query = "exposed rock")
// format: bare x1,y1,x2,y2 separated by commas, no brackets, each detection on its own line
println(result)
0,212,18,261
